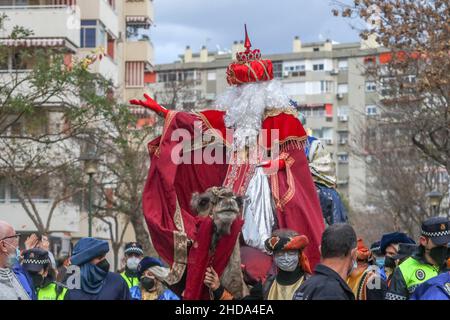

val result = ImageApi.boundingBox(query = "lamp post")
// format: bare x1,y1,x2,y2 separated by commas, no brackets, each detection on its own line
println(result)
80,154,99,237
426,190,443,216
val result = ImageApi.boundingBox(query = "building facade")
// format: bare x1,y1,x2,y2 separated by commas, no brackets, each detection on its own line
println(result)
148,36,387,211
0,0,154,261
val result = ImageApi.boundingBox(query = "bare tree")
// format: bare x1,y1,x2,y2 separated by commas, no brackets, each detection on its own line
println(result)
0,13,119,234
94,205,131,271
333,0,450,212
153,76,208,112
350,113,449,238
88,103,159,258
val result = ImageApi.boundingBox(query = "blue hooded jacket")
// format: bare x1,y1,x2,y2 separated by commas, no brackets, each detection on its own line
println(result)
410,272,450,300
12,262,36,300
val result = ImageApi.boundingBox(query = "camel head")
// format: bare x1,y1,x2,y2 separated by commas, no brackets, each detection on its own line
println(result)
191,187,244,237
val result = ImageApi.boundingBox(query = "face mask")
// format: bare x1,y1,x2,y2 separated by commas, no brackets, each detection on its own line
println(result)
30,273,45,288
274,252,299,272
384,256,396,269
375,257,385,269
126,257,141,271
4,244,20,268
141,277,155,291
428,246,448,267
96,259,110,273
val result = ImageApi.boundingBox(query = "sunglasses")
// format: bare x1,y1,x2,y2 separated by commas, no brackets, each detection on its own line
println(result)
0,234,21,242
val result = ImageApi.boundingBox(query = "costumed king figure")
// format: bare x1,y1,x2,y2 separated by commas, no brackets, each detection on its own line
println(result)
130,25,325,300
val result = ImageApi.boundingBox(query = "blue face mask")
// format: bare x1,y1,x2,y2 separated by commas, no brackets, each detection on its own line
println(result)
375,257,385,269
5,244,20,267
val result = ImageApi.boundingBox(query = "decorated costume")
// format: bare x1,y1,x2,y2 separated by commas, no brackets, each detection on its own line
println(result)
132,26,324,300
346,239,387,300
304,134,348,225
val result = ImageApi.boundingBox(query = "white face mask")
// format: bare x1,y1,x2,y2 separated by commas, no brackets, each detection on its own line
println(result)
126,257,141,271
274,251,299,272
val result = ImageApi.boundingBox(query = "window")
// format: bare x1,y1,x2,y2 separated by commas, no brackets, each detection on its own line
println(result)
300,107,325,118
282,62,305,77
207,71,216,81
338,105,349,117
338,153,349,163
365,81,376,92
272,62,282,79
80,20,97,48
339,132,348,144
126,24,151,42
29,175,49,201
338,59,348,70
9,183,19,203
158,73,167,82
11,51,29,70
125,62,144,88
313,63,324,71
168,73,176,82
0,177,5,203
337,83,348,94
107,35,115,59
320,81,333,93
185,71,195,81
366,105,378,116
311,127,333,139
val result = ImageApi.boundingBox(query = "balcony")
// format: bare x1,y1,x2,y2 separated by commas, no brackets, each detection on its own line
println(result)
78,0,119,38
125,40,153,65
124,0,154,24
0,4,80,51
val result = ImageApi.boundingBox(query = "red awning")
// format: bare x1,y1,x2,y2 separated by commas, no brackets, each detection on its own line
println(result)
126,16,152,27
325,103,333,117
0,38,65,47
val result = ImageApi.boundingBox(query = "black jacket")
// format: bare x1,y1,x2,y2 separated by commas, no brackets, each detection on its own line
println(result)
293,264,355,300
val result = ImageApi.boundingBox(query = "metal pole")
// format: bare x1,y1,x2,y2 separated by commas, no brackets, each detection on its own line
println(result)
88,173,93,237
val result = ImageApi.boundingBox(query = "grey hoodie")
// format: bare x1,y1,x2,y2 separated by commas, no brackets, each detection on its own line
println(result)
0,267,30,300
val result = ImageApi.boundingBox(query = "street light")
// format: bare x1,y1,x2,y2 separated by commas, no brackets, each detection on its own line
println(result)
80,153,100,237
426,190,443,216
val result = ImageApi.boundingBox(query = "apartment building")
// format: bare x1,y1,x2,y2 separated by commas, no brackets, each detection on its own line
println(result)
0,0,154,258
147,36,387,211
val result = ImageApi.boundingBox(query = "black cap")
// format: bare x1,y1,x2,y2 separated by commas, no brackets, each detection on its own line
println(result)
22,248,50,273
380,232,415,255
124,242,144,256
392,243,418,261
421,216,450,246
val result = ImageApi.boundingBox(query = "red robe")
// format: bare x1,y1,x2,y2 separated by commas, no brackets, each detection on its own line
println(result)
142,109,324,300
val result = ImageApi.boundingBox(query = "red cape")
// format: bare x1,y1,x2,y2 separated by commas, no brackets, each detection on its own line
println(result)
142,109,324,299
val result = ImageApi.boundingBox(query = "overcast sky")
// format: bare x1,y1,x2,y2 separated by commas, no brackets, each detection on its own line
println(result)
151,0,361,64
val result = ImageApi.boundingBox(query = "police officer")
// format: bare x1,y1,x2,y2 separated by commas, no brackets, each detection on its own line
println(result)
386,216,450,300
120,242,144,290
21,248,67,300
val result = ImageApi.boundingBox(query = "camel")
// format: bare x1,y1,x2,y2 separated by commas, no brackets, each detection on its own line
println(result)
190,186,249,299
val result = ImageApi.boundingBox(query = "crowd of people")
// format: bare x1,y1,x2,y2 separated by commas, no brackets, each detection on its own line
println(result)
0,216,449,300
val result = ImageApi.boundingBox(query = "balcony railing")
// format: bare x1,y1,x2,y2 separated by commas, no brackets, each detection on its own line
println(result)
0,4,80,49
